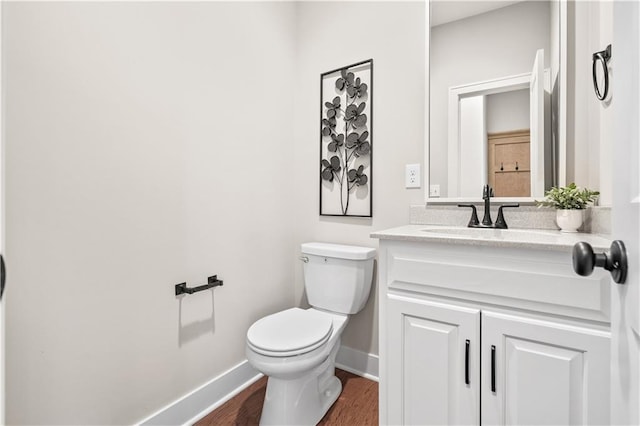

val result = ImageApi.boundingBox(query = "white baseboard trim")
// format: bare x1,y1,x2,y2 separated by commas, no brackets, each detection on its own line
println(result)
336,345,379,382
137,345,377,425
137,360,262,426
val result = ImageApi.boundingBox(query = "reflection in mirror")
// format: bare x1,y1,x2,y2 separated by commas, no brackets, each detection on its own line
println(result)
429,0,562,200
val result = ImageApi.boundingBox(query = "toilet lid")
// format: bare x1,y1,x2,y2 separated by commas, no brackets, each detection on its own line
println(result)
247,308,333,356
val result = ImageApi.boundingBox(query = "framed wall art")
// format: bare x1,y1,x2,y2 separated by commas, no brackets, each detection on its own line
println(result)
320,59,373,217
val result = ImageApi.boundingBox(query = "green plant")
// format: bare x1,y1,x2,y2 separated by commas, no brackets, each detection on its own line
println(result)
536,183,600,210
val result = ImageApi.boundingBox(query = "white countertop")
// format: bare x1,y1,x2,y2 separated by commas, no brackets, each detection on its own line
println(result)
371,225,612,252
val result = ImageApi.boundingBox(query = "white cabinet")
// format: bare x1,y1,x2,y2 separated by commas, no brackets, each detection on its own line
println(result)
378,239,611,426
482,311,610,425
387,294,480,425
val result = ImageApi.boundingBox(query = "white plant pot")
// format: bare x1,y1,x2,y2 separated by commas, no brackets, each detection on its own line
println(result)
556,209,584,233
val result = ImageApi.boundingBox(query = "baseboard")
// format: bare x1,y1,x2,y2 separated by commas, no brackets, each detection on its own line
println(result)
336,345,379,382
137,360,262,426
137,346,377,425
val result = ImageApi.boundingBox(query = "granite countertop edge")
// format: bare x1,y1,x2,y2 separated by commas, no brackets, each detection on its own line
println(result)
370,225,612,252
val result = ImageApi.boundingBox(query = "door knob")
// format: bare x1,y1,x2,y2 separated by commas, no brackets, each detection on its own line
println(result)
572,241,627,284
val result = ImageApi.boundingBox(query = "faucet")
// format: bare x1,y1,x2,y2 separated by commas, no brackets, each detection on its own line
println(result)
458,185,520,229
481,184,494,226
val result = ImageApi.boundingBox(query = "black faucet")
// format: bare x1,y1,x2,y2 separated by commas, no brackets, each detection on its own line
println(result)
481,184,494,226
458,185,520,229
495,204,520,229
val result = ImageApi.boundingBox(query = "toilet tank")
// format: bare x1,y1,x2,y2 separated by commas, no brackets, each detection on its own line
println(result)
301,242,376,314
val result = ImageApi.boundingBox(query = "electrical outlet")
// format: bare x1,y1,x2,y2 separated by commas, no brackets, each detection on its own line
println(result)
405,164,421,188
429,184,441,197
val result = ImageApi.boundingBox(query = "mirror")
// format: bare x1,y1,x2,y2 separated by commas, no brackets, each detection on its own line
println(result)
426,0,566,202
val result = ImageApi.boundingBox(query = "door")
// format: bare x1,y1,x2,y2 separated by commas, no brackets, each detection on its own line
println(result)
482,311,610,425
610,2,640,424
0,2,5,421
488,130,531,197
529,48,545,196
387,294,480,425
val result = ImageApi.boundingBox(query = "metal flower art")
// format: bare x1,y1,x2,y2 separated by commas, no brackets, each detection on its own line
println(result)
345,103,367,129
321,61,372,216
346,131,370,157
347,77,368,98
321,117,337,137
324,96,341,119
328,133,345,152
321,156,342,182
348,165,368,187
335,70,355,91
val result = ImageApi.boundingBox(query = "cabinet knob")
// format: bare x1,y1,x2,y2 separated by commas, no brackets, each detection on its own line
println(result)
572,240,627,284
465,340,470,385
490,345,496,393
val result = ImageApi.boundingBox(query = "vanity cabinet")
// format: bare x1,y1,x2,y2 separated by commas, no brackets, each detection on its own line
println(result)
482,311,609,425
387,295,480,425
375,234,612,426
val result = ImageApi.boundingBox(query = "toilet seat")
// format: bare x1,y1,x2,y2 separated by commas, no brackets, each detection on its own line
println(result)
247,308,334,357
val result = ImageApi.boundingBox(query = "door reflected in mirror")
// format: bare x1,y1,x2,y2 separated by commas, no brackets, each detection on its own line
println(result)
429,0,562,200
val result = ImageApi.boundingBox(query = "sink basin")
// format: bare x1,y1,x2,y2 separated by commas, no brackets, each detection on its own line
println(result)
421,226,568,244
422,227,547,236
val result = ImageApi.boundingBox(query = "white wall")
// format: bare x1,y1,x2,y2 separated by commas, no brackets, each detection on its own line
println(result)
486,89,530,133
430,1,551,197
567,0,613,205
458,96,487,196
4,2,296,424
292,1,425,356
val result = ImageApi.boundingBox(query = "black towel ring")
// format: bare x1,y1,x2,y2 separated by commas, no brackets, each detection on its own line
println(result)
592,44,612,101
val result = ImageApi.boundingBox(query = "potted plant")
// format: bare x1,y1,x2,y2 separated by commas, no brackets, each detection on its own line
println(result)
536,183,600,232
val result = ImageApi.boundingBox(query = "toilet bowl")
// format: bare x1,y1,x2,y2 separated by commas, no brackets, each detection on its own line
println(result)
246,308,348,425
245,242,376,425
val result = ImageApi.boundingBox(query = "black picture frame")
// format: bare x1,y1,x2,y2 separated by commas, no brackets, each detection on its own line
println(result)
319,59,373,217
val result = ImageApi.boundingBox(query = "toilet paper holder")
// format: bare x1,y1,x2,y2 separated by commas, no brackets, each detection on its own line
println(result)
175,275,224,296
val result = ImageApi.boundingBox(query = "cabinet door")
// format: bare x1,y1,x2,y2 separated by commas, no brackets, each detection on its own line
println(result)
482,311,610,425
387,294,480,425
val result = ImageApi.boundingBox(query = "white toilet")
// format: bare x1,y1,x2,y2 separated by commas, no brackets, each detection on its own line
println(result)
246,242,376,425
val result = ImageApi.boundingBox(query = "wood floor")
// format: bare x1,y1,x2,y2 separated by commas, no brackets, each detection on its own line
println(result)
195,369,378,426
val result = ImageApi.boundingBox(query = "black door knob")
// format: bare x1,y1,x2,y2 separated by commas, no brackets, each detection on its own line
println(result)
572,240,627,284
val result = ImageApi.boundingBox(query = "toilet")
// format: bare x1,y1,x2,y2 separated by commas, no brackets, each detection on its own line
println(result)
246,242,376,425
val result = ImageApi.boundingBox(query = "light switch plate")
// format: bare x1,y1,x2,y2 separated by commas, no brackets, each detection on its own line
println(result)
405,164,421,188
429,184,441,197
